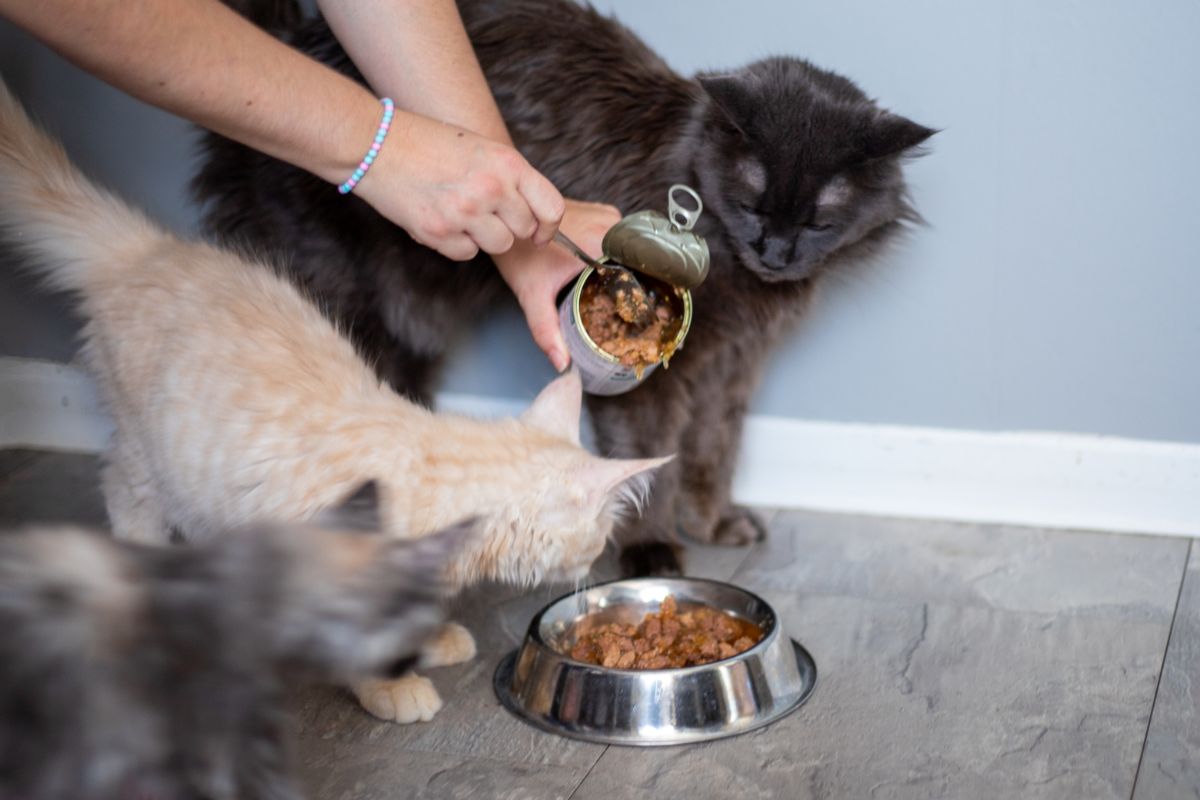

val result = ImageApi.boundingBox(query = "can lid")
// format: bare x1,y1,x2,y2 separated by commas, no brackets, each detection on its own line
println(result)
600,184,710,290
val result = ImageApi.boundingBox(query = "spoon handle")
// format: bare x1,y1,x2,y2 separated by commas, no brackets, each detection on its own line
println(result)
553,230,606,270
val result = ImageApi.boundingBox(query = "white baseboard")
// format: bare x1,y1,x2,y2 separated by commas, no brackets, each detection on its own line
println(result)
0,357,113,453
2,356,1197,537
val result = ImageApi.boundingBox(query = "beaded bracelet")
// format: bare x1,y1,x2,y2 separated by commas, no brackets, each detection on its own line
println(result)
338,98,395,195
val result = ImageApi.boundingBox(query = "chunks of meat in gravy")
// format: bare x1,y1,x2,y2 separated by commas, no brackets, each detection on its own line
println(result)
568,595,763,670
578,270,683,374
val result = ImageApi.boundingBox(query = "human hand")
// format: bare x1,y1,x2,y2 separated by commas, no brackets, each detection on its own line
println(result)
493,199,622,371
356,111,564,261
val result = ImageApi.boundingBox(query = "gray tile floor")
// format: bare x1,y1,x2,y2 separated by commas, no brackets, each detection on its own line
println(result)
1,449,1198,799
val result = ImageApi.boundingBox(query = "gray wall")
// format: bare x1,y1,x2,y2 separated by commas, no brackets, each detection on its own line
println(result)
0,23,201,361
2,0,1198,443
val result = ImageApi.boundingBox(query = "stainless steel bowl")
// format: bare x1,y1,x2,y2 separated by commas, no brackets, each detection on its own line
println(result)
493,577,816,746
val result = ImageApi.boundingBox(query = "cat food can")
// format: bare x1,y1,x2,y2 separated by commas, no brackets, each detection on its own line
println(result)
559,266,693,396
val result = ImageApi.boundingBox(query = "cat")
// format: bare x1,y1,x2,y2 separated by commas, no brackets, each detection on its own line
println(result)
194,0,935,577
0,78,667,725
0,482,470,800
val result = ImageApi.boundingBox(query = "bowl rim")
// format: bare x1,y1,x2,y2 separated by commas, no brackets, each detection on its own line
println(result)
570,265,694,366
525,576,780,676
494,637,818,747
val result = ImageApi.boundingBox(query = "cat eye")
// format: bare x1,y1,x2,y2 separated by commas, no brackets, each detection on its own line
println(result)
805,223,834,233
739,203,761,215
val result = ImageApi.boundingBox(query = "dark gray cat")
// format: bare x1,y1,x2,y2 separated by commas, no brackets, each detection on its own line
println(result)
0,483,471,800
196,0,934,575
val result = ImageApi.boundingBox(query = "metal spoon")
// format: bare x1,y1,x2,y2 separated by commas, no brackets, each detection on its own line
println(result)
553,231,655,327
553,230,606,272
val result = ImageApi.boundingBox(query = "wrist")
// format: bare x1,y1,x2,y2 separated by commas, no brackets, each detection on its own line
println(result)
313,90,403,186
334,98,394,195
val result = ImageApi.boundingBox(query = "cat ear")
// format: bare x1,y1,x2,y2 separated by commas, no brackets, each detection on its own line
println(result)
859,113,937,161
317,480,384,533
698,74,753,135
520,368,583,445
583,454,674,510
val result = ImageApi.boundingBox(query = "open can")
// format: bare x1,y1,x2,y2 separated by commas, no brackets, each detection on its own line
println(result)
559,266,694,395
557,185,707,396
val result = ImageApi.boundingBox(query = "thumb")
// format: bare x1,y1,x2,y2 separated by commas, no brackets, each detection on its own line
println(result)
519,290,570,372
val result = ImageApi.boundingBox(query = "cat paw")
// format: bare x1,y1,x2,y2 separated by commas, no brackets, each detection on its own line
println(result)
353,674,443,724
619,542,684,577
712,507,768,547
420,622,476,668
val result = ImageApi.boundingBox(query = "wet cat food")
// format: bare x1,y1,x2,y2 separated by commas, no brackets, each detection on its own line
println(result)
578,268,685,377
567,595,763,670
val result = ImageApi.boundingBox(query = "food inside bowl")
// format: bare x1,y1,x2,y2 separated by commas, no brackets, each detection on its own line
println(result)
567,595,763,670
579,268,685,377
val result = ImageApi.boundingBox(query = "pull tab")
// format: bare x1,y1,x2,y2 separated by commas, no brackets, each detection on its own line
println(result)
668,184,703,231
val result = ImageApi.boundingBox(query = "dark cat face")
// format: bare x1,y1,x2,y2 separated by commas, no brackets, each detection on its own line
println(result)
693,57,935,283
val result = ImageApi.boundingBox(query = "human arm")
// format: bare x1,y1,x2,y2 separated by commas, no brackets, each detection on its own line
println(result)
0,0,562,261
318,0,621,369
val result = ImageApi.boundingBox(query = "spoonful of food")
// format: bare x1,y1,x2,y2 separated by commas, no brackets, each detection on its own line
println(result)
553,230,655,327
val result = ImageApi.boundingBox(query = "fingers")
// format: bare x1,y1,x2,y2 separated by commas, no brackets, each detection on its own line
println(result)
362,120,564,259
448,152,558,254
433,233,479,262
516,166,566,246
457,166,560,253
460,143,559,247
520,289,570,373
465,213,515,255
494,191,539,243
495,240,574,372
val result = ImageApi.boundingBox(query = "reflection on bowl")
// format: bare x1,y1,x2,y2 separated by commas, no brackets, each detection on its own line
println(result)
493,577,817,747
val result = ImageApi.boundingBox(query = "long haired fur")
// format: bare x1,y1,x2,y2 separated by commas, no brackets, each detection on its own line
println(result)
0,79,667,724
195,0,934,576
0,484,470,800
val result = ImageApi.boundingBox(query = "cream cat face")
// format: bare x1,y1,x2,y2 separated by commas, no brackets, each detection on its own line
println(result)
429,370,671,588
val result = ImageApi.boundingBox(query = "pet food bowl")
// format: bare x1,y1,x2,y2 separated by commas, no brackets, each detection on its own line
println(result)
493,577,817,746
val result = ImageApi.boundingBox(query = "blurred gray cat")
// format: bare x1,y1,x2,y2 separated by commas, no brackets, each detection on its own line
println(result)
0,482,471,800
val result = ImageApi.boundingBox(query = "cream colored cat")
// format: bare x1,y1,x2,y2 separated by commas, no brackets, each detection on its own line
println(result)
0,82,667,724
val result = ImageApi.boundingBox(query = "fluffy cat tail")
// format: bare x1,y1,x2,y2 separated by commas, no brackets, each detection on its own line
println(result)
0,80,166,294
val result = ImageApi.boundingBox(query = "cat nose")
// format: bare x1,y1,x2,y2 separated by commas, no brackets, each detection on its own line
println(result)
759,236,792,269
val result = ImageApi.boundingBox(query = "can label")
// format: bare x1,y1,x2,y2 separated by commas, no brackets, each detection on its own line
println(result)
559,291,657,396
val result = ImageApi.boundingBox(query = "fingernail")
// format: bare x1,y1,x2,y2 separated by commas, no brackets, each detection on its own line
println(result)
552,348,569,373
